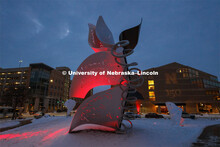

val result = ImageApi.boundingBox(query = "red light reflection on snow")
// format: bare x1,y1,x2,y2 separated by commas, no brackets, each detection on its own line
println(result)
0,128,68,141
0,130,48,140
42,128,66,141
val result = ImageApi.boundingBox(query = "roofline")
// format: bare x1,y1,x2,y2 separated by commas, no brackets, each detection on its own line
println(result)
144,62,218,78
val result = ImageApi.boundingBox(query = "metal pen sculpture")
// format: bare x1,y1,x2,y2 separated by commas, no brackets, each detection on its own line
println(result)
69,16,143,133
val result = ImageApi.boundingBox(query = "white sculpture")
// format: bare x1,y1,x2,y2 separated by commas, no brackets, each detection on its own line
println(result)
64,99,76,116
165,102,184,126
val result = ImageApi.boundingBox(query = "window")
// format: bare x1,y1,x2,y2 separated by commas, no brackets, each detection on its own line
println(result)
149,91,155,101
183,73,188,78
148,80,154,85
148,85,154,90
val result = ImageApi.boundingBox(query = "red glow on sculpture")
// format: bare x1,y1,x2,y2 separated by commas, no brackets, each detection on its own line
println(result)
68,16,143,133
69,52,124,99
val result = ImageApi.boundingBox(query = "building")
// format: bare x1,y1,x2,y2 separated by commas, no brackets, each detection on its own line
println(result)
0,67,31,106
28,63,53,112
0,63,71,112
136,62,220,114
55,67,71,101
47,68,66,111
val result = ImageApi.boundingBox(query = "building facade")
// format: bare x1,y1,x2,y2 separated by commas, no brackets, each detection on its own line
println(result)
137,62,220,114
0,67,31,106
55,67,71,102
0,63,71,112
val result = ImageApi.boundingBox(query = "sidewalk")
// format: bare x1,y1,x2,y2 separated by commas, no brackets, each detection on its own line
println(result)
0,112,68,132
0,119,32,132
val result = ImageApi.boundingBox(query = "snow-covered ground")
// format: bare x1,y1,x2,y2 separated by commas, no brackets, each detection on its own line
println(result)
0,120,20,129
0,116,220,147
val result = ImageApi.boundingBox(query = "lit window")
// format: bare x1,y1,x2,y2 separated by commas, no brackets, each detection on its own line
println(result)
148,80,154,85
17,72,22,74
148,85,154,90
183,73,188,78
8,72,12,75
15,82,20,84
149,91,155,101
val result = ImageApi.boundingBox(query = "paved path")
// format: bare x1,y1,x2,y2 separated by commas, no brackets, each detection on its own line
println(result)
0,119,32,132
192,124,220,146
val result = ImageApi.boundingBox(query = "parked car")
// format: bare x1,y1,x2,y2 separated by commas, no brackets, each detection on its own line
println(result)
135,114,141,118
145,113,164,118
182,112,195,119
57,109,62,113
124,112,136,119
33,111,43,119
0,107,14,118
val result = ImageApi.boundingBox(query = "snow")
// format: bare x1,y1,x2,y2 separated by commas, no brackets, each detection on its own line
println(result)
0,120,20,129
165,102,183,126
0,116,220,147
64,99,76,116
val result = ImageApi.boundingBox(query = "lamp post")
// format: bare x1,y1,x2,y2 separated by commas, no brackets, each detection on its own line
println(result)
19,60,23,68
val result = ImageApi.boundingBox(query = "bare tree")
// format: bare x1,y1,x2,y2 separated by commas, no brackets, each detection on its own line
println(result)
2,85,31,120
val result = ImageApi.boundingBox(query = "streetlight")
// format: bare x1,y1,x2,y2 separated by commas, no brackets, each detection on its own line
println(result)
19,60,23,68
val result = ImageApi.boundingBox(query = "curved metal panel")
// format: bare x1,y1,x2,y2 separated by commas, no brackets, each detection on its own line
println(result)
69,86,125,132
69,51,125,99
95,16,115,48
88,23,110,52
119,19,142,50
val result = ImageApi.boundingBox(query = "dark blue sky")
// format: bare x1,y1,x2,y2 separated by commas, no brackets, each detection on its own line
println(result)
0,0,220,79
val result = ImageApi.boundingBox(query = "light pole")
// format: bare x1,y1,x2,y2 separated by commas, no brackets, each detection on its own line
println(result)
19,60,23,68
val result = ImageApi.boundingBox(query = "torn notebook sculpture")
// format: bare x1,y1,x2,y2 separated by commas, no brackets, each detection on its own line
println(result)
165,102,184,126
69,16,143,133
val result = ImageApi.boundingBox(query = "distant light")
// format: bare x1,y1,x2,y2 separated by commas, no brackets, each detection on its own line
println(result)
50,79,53,83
